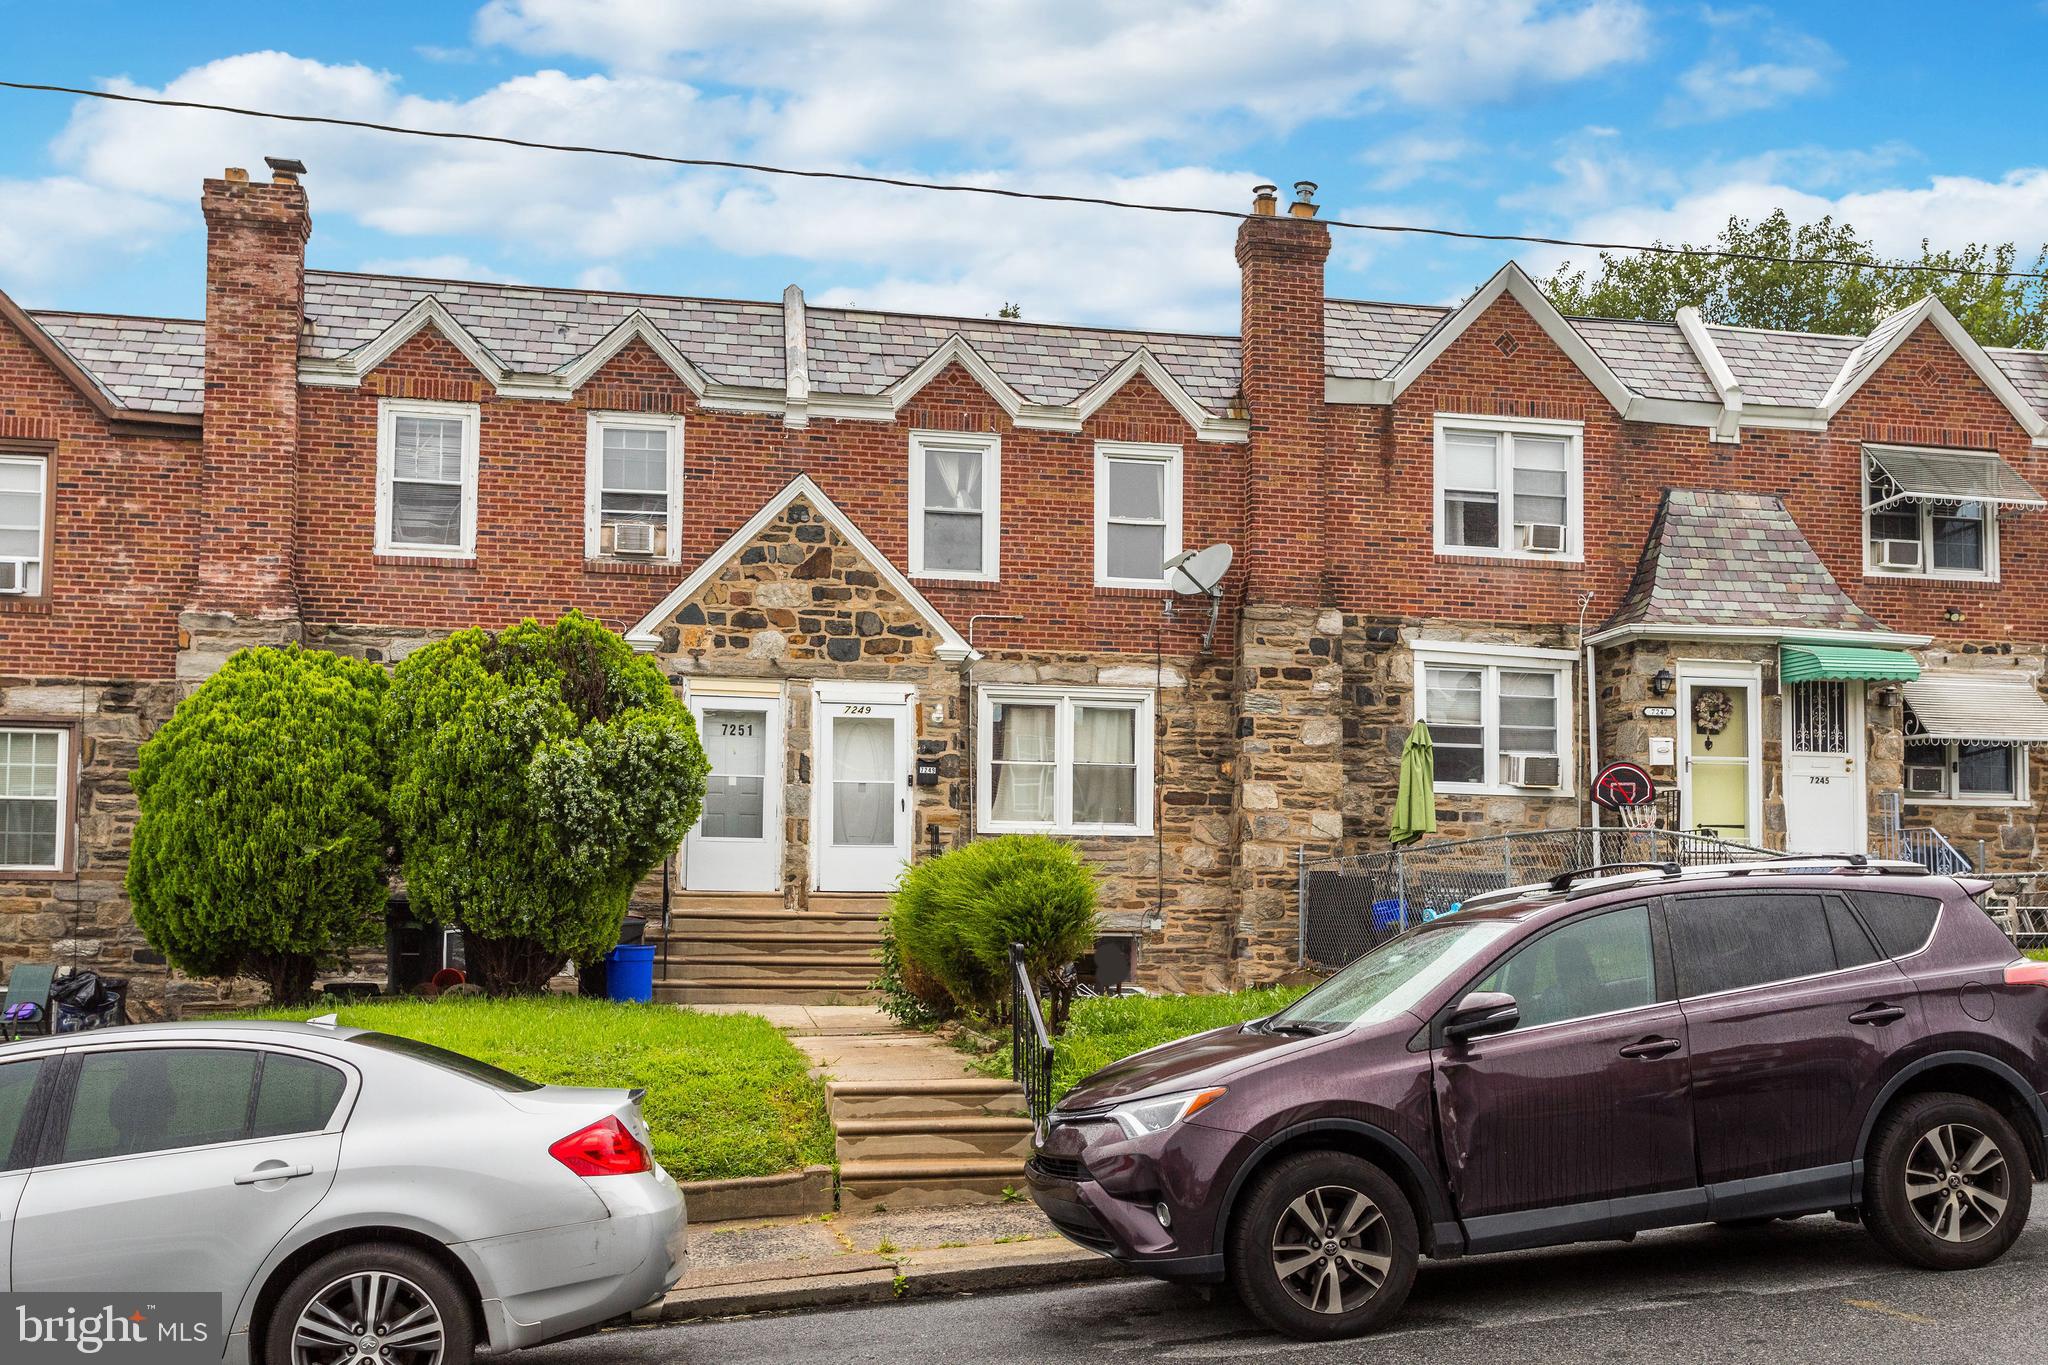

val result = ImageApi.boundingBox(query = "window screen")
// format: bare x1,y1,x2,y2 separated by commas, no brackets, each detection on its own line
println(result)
1668,894,1837,998
1852,892,1942,958
1474,905,1656,1029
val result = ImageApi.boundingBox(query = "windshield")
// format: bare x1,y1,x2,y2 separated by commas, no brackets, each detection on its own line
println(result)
1266,920,1516,1031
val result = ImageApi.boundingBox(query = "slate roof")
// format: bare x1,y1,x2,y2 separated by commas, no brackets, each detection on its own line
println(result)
24,265,2048,429
27,311,206,415
1602,489,1892,636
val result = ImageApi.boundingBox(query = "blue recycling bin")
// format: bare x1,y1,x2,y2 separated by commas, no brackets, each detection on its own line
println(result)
1370,898,1407,932
604,943,656,1003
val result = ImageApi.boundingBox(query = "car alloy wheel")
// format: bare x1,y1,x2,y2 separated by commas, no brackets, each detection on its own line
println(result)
1268,1184,1393,1316
1904,1121,2010,1244
292,1270,446,1365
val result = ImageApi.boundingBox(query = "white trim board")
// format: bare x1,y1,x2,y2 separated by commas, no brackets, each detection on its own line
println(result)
623,474,975,660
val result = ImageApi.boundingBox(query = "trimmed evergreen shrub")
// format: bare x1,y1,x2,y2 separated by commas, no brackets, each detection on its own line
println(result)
383,611,709,994
890,834,1099,1024
127,645,391,1004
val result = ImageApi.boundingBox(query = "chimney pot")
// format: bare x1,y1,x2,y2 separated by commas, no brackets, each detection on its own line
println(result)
1251,183,1278,216
1289,180,1319,218
264,155,307,184
224,167,249,184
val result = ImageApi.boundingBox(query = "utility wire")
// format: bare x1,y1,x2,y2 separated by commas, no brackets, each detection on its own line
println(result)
6,78,2045,283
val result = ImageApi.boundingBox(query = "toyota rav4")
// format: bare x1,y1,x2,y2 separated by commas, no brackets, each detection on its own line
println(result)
1028,859,2048,1339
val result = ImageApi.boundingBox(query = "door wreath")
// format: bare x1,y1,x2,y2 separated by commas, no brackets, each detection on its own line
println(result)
1692,687,1733,750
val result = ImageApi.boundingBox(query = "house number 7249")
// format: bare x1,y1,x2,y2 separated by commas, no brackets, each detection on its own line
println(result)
841,704,873,715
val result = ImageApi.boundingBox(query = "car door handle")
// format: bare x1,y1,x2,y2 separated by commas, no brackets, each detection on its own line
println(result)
234,1162,314,1185
1849,1004,1906,1027
1618,1036,1682,1059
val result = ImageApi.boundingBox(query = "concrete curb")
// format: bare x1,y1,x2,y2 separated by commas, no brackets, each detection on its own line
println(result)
678,1164,835,1222
632,1240,1125,1324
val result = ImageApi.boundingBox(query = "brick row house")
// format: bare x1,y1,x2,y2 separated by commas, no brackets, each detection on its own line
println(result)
7,165,2048,1012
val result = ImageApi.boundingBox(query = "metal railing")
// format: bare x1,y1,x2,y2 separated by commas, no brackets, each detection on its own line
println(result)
1299,826,1775,970
1874,790,1981,876
1009,943,1054,1133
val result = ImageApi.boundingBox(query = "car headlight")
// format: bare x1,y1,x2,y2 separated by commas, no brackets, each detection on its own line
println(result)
1106,1087,1227,1140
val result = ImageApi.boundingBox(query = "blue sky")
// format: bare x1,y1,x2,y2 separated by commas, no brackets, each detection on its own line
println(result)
5,1,2048,333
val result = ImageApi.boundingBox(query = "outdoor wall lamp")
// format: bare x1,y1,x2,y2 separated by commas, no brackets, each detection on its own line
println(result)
1651,668,1675,698
1945,606,1965,624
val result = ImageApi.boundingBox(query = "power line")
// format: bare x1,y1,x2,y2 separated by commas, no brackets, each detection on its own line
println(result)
5,77,2044,283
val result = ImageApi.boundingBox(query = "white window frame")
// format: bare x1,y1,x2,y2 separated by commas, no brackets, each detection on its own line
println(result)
0,725,69,872
1903,739,2028,807
1094,441,1183,588
1862,456,2000,583
584,411,685,563
1431,414,1585,563
977,686,1155,835
0,453,47,597
907,430,1000,581
1411,640,1577,796
375,398,480,559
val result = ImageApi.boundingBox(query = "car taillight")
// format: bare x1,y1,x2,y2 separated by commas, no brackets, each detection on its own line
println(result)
2003,961,2048,987
549,1116,651,1176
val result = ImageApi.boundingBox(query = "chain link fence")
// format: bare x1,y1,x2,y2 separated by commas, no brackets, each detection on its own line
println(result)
1979,873,2048,951
1298,827,1775,970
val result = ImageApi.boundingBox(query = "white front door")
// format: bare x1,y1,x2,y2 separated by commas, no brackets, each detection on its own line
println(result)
1678,667,1760,844
1784,679,1865,853
685,695,783,892
816,697,912,891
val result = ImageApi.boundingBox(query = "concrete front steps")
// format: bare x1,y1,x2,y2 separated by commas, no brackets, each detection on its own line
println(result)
654,893,886,1006
828,1078,1034,1213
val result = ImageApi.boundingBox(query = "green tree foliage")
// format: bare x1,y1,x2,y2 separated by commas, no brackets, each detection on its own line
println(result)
1542,209,2048,346
383,611,709,994
889,834,1100,1027
127,645,391,1004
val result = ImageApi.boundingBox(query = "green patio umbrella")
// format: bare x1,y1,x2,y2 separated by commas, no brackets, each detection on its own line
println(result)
1389,720,1437,846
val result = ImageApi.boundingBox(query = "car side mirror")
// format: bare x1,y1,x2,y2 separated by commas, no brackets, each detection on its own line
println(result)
1444,991,1519,1044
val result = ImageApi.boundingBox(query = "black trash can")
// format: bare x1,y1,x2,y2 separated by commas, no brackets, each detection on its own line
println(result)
385,905,438,994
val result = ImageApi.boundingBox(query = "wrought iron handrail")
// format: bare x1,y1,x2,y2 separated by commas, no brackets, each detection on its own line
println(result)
1009,943,1054,1132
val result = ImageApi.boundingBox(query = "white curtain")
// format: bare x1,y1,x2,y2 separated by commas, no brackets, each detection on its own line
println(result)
991,704,1055,823
833,716,894,845
926,446,982,511
1072,706,1136,826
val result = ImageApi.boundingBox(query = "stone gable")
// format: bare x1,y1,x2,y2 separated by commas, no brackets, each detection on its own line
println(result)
654,494,945,677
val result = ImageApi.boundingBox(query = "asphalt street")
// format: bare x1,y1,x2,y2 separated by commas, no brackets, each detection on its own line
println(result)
530,1196,2048,1364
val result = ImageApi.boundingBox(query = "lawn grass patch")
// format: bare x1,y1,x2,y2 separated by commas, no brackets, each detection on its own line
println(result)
973,985,1312,1102
233,996,832,1183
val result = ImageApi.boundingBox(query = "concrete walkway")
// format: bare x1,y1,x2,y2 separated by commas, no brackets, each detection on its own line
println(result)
699,1002,996,1082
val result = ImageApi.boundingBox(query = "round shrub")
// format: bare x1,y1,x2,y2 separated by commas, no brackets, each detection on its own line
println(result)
383,611,709,994
127,644,390,1004
890,834,1100,1022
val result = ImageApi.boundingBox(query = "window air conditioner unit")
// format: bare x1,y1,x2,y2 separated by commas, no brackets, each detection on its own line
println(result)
1905,764,1947,796
1517,522,1567,554
1505,753,1563,788
1878,538,1923,570
0,559,23,595
611,522,658,556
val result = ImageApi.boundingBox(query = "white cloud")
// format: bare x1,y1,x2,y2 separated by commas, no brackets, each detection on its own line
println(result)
574,264,627,291
1361,133,1480,191
475,0,1650,163
1661,9,1836,124
0,177,182,301
354,253,517,282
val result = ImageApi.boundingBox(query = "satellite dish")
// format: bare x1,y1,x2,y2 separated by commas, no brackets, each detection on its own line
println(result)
1165,543,1234,597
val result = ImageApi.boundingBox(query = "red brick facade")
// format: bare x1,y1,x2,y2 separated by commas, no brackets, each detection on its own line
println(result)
5,170,2046,1005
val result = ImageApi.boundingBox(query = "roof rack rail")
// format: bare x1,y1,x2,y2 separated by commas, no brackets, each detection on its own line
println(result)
1547,861,1680,893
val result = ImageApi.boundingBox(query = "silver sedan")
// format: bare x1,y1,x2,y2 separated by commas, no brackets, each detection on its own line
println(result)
0,1018,686,1364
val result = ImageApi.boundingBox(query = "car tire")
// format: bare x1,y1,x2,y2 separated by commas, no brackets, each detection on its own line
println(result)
262,1241,476,1365
1226,1150,1418,1341
1863,1091,2032,1272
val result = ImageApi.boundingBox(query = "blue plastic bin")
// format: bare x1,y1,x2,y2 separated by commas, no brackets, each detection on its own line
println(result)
604,943,657,1003
1370,898,1406,932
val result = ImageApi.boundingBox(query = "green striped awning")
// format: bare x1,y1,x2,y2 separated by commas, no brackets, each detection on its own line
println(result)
1780,644,1921,684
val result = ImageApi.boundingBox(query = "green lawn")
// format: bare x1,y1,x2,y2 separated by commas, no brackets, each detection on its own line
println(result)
234,996,832,1184
2027,949,2048,962
985,985,1312,1103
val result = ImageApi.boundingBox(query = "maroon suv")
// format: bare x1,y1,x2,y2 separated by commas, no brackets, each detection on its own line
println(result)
1028,859,2048,1340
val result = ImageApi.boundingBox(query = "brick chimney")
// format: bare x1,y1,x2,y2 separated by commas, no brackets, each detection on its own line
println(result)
1229,180,1344,984
186,159,310,649
1235,179,1329,605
